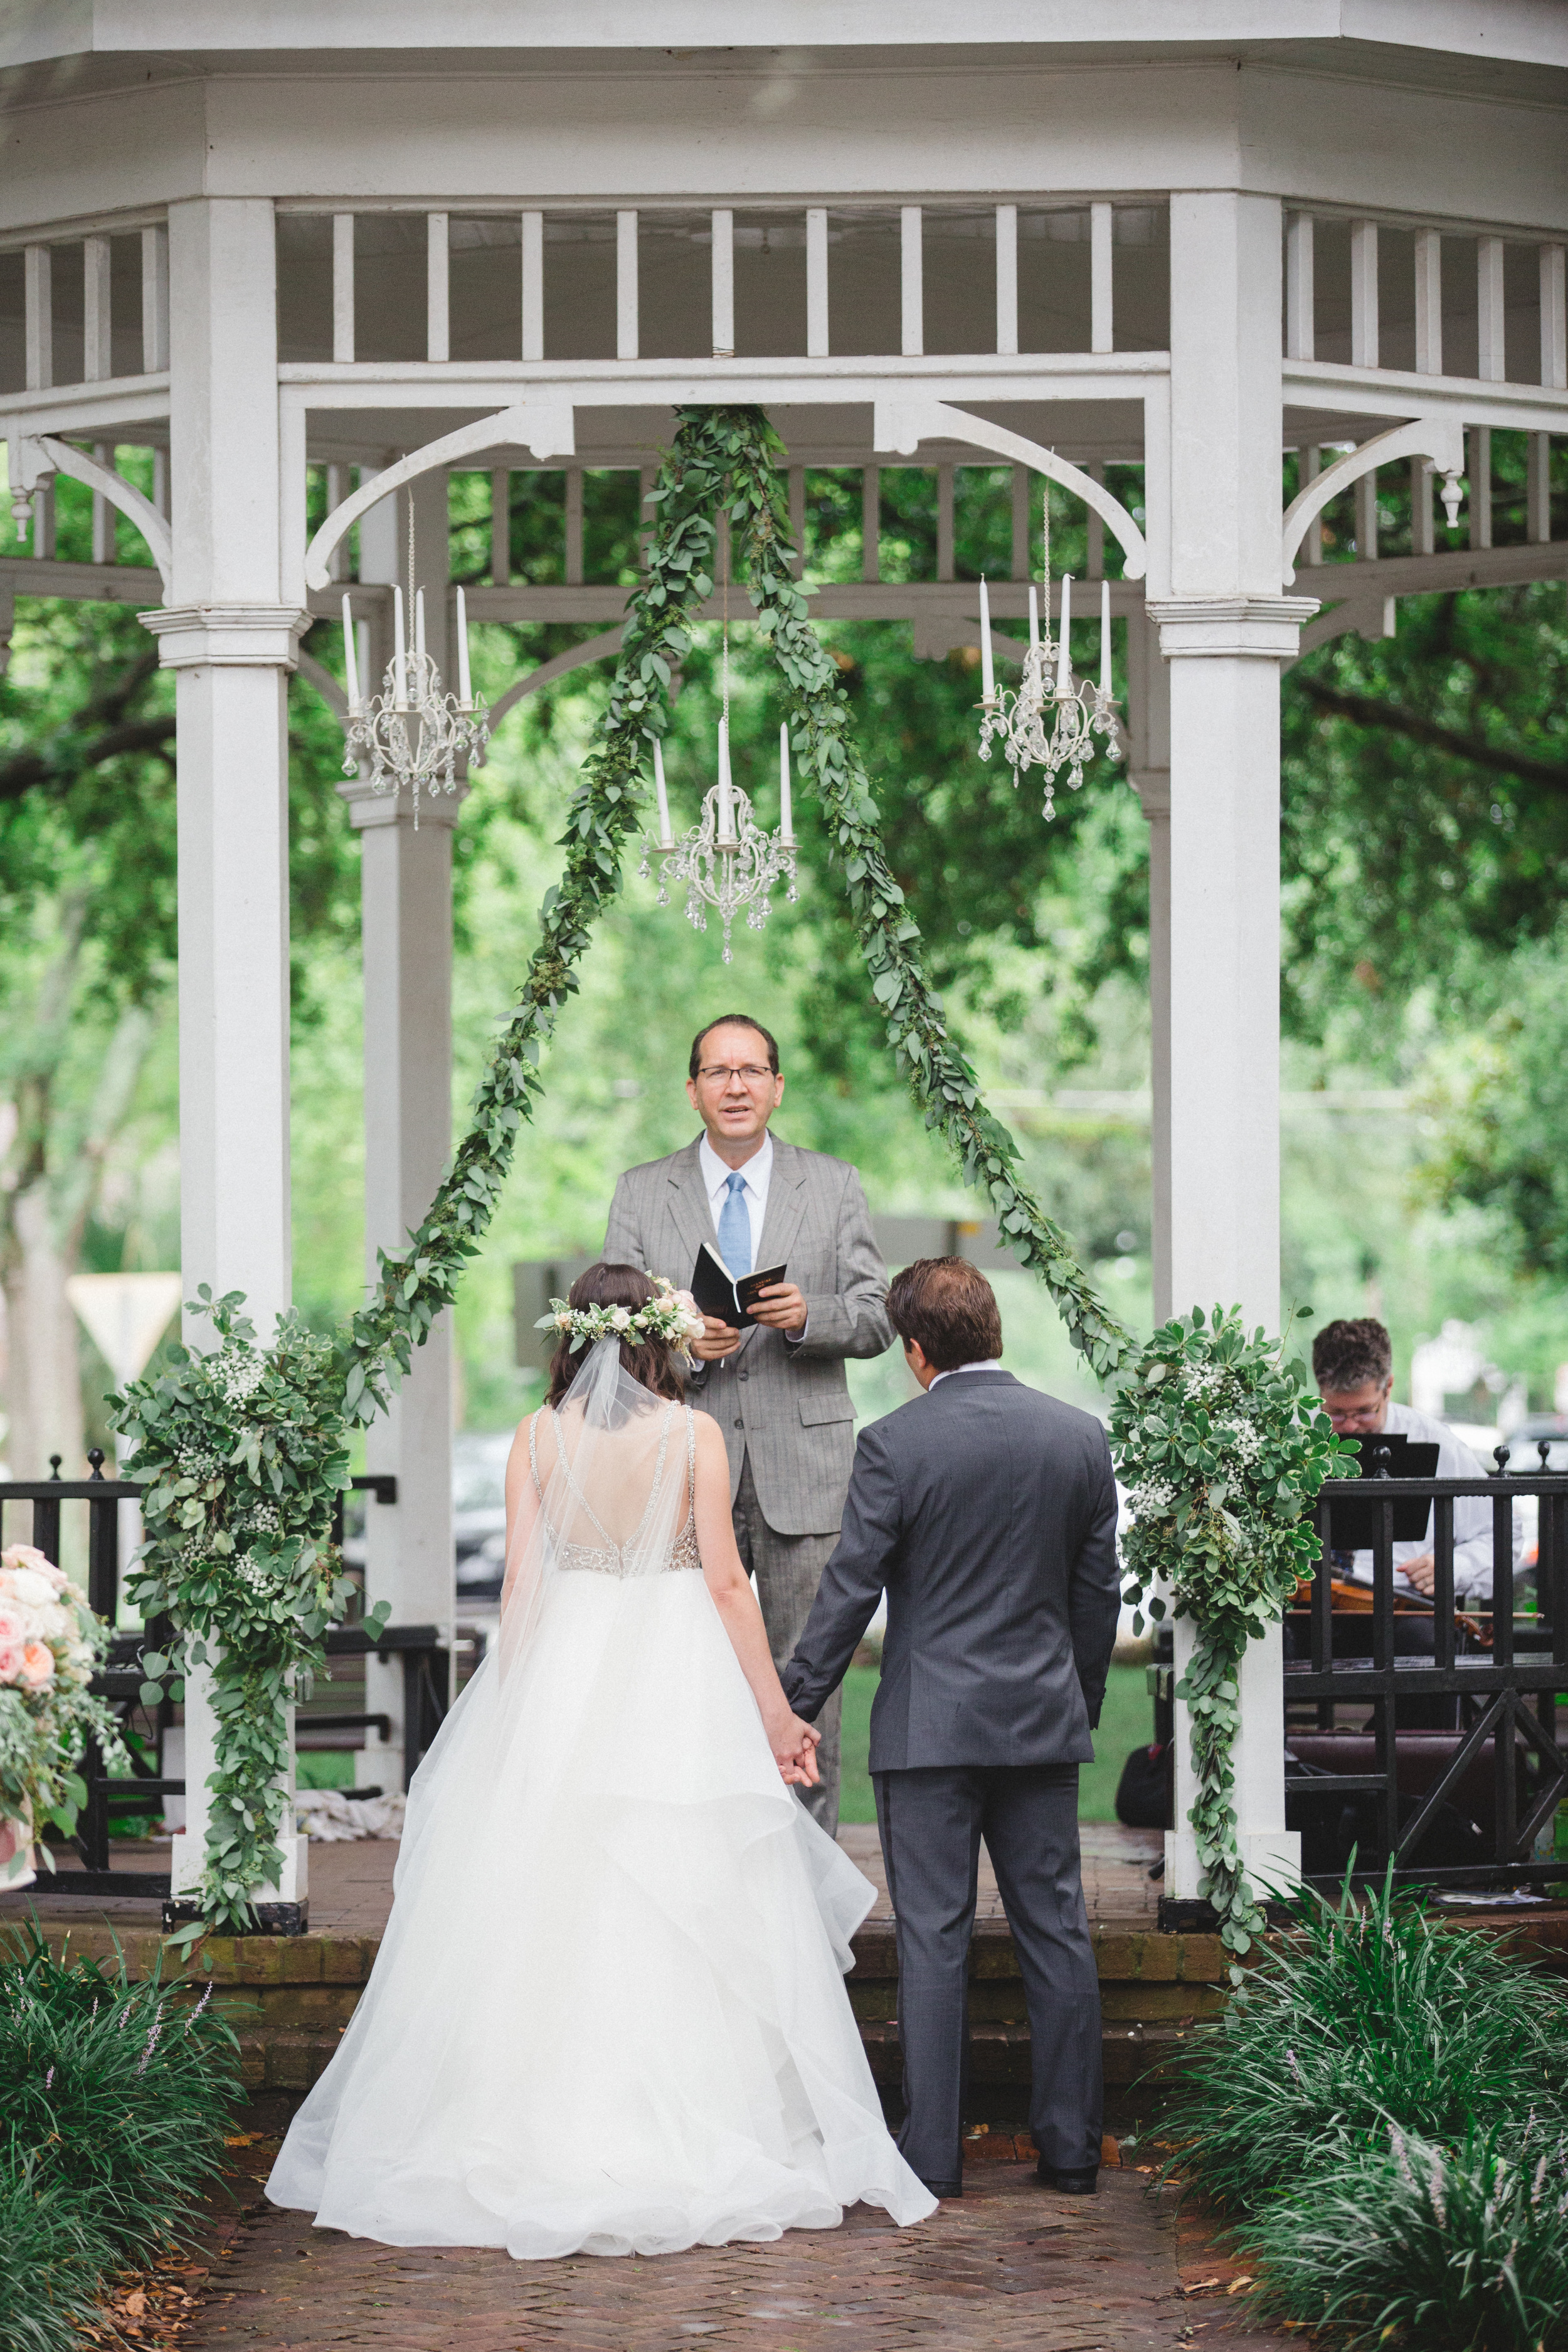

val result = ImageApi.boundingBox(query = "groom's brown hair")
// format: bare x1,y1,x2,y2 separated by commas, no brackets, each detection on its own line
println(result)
887,1257,1003,1373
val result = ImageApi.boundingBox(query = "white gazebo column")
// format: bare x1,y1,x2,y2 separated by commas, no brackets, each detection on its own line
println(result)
1147,191,1318,1907
1125,608,1172,1319
338,468,457,1796
142,196,309,1922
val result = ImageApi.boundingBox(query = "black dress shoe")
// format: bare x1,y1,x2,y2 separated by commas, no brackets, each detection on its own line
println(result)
1036,2162,1098,2195
922,2178,963,2199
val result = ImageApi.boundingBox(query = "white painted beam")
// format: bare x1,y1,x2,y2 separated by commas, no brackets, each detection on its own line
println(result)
1527,432,1550,543
995,203,1018,358
90,441,114,563
1414,228,1443,375
1543,246,1567,391
805,207,829,359
901,207,923,359
1476,236,1505,384
1350,220,1378,370
1409,455,1434,555
1090,201,1113,356
24,245,51,390
83,236,112,383
711,209,734,359
616,210,638,361
151,194,306,1920
1468,425,1491,549
141,226,169,374
332,213,355,365
426,213,449,365
522,211,544,361
1285,211,1313,363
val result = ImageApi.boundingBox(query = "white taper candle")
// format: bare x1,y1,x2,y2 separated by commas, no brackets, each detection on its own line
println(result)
1028,584,1039,649
978,576,994,702
653,736,674,849
392,586,407,704
1100,576,1112,694
779,721,793,845
456,586,472,706
414,587,426,665
342,593,360,712
1056,574,1073,690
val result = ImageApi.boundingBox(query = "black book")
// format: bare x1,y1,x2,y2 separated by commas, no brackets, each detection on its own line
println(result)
690,1241,788,1329
1327,1433,1441,1549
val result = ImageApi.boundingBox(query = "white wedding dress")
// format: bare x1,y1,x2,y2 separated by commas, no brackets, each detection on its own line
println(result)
267,1339,935,2259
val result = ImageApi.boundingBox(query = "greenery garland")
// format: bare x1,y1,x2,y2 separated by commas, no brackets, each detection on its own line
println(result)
117,404,1337,1954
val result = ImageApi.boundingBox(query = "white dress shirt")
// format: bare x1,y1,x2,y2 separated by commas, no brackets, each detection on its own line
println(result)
697,1130,806,1343
699,1130,772,1266
1342,1399,1510,1601
929,1359,1002,1388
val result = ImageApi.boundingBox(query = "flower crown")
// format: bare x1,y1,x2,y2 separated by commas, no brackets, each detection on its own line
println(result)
536,1274,707,1359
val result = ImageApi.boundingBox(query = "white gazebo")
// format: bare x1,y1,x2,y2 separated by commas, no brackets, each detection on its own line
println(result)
3,3,1564,1918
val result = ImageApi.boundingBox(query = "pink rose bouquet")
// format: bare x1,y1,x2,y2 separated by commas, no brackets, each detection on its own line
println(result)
0,1542,125,1890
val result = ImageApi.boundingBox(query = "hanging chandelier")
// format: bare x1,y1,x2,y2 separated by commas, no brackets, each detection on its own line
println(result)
340,502,489,827
640,548,796,963
976,490,1123,817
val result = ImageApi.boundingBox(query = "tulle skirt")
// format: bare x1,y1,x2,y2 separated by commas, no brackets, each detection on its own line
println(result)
266,1567,936,2257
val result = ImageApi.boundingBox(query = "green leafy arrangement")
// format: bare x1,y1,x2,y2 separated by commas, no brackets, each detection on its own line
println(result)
1114,1307,1353,1970
114,403,1332,1947
1157,1871,1568,2348
0,1924,242,2352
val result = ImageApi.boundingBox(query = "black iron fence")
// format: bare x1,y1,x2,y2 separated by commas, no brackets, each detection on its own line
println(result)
0,1460,452,1901
1285,1443,1568,1893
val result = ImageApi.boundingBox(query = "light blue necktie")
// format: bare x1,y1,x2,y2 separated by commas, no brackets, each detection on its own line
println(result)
717,1169,753,1278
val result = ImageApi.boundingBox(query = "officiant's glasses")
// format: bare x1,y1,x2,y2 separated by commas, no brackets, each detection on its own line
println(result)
697,1063,774,1086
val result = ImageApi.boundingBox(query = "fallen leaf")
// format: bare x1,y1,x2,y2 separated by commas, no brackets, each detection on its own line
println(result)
1227,2275,1255,2294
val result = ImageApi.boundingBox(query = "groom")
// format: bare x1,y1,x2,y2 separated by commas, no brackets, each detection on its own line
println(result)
602,1013,894,1831
782,1256,1120,2200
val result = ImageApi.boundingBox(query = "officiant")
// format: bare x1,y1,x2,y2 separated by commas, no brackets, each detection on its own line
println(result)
603,1014,895,1830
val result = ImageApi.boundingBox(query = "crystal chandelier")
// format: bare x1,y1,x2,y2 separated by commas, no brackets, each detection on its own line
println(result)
976,492,1123,817
340,502,489,827
639,577,796,963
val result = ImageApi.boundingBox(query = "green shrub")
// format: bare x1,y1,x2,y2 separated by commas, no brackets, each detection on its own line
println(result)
0,1925,243,2351
1245,2126,1568,2352
1158,1871,1568,2214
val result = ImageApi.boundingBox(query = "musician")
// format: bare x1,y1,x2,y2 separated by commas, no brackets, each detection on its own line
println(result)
1311,1318,1501,1602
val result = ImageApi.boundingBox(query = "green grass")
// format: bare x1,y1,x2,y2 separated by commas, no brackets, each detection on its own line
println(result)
295,1751,357,1790
0,1925,243,2352
837,1660,1155,1826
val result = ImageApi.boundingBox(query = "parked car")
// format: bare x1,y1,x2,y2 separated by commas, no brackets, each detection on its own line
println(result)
454,1429,514,1599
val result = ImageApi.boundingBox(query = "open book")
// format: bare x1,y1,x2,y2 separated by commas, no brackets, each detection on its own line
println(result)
690,1241,788,1330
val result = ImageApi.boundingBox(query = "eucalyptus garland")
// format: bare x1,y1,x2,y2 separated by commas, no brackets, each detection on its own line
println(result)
1113,1308,1352,1976
117,404,1334,1953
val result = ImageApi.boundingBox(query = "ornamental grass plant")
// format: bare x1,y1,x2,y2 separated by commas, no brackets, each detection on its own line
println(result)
1155,1870,1568,2349
0,1924,242,2352
1244,2126,1568,2351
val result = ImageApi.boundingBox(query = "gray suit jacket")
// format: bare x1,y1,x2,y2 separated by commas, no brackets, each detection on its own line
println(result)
602,1135,893,1535
782,1370,1121,1768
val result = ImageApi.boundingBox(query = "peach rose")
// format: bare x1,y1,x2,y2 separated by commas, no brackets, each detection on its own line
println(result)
18,1642,55,1690
0,1637,24,1684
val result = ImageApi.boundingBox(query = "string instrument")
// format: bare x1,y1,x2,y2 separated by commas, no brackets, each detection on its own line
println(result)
1290,1576,1493,1648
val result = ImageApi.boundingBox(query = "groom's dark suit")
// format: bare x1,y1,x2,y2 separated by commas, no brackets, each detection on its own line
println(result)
781,1368,1120,2193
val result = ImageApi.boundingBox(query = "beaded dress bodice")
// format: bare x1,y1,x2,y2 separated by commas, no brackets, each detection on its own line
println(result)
529,1403,702,1579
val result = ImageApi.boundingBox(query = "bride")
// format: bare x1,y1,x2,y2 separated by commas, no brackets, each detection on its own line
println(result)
268,1262,936,2259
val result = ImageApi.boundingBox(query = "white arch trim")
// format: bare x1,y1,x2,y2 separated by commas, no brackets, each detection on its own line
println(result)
11,434,172,593
303,398,576,592
872,398,1148,581
1281,416,1465,585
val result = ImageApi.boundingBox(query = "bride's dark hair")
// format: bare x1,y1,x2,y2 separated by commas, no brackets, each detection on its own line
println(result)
544,1261,689,1409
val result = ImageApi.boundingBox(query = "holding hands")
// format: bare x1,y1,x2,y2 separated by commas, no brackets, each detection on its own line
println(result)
766,1707,822,1788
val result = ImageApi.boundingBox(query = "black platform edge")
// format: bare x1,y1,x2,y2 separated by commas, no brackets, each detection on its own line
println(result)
162,1899,309,1937
1157,1896,1296,1933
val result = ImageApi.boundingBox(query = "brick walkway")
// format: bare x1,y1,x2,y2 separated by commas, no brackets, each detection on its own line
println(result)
185,2142,1289,2352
